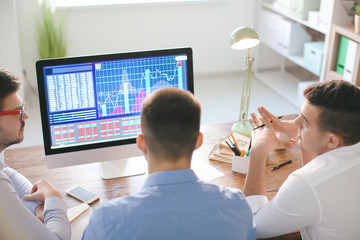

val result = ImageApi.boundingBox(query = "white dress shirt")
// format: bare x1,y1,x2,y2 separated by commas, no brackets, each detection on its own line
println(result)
247,141,360,240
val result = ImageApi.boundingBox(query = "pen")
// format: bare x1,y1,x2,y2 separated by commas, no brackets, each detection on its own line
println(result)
253,116,283,130
230,133,242,154
272,159,293,170
225,140,240,156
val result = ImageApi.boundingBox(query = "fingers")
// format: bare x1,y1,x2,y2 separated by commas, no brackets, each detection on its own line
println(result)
277,138,297,149
250,112,263,125
260,106,277,121
24,192,41,202
257,107,273,129
30,183,39,194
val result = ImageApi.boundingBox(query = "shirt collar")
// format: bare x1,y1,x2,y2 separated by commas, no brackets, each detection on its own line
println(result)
321,141,360,157
308,141,360,166
142,169,199,189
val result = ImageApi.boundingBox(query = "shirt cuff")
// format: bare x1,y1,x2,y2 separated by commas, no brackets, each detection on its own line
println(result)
44,196,67,212
246,195,269,214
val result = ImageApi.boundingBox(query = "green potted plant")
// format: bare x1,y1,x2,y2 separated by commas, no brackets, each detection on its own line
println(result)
355,4,360,33
36,2,67,59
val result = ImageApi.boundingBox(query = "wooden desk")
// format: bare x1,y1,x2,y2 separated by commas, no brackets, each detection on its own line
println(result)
4,121,301,239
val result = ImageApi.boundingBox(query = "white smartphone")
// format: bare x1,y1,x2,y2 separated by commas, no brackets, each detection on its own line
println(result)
66,185,99,204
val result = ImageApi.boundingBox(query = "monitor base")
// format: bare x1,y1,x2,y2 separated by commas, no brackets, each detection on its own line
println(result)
100,156,147,179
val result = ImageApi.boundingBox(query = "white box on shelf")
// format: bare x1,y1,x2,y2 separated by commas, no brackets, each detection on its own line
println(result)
273,0,291,15
304,41,324,76
290,0,321,21
232,155,248,174
258,8,285,52
258,8,311,56
279,19,312,56
308,11,320,28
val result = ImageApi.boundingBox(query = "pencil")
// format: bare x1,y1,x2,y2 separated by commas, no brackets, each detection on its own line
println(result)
253,116,283,130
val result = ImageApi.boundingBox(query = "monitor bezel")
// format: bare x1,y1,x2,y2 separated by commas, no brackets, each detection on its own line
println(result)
36,47,194,156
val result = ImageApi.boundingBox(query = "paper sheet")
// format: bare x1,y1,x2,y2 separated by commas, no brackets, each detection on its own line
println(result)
191,160,224,182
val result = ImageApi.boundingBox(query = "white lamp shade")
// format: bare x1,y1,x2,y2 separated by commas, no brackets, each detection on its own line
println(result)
230,26,260,50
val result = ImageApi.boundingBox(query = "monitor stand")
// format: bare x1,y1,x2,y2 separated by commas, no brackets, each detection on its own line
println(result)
100,156,147,179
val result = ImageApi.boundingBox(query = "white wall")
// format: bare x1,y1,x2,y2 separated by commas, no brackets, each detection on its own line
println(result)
14,0,257,106
0,0,24,97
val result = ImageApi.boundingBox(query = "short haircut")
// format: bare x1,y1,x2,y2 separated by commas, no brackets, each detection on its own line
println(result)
304,80,360,145
141,88,201,160
0,69,21,111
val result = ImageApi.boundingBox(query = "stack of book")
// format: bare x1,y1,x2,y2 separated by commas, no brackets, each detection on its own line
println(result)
209,132,251,163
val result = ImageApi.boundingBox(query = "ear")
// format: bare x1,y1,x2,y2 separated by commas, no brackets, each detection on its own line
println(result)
326,132,343,150
136,134,148,155
194,132,203,150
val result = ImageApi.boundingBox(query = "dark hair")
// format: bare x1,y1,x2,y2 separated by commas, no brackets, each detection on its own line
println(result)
304,80,360,145
0,69,21,111
141,88,201,160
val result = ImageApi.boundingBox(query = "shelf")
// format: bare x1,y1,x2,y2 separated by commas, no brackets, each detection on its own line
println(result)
260,40,321,78
262,0,327,34
327,70,343,81
325,24,360,86
255,69,311,109
262,41,306,69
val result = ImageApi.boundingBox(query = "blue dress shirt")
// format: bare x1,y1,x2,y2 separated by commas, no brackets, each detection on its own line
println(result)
82,169,256,240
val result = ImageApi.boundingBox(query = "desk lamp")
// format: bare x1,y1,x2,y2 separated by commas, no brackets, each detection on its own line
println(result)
230,26,260,137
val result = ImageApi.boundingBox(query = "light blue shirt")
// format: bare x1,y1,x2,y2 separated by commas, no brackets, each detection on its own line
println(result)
82,169,256,240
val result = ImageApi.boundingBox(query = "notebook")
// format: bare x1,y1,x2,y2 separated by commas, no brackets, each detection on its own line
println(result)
67,202,90,223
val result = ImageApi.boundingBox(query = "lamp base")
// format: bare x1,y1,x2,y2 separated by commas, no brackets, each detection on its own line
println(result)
232,121,252,138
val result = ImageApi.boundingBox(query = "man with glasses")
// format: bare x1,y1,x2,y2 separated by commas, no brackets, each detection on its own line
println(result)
0,68,71,240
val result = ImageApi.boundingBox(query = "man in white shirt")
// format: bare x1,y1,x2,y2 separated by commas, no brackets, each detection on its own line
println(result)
0,68,71,240
244,80,360,239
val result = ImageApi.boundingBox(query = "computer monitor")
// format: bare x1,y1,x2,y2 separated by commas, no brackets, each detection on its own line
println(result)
36,47,193,179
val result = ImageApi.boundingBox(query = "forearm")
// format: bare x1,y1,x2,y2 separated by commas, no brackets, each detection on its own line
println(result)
244,147,268,196
3,167,39,213
43,197,71,240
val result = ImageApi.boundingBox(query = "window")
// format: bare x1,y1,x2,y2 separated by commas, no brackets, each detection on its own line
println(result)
49,0,216,7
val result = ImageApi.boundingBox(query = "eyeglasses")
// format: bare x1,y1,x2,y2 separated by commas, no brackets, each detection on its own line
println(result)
0,104,26,121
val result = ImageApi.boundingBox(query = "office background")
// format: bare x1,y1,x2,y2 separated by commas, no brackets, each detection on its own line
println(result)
2,0,299,148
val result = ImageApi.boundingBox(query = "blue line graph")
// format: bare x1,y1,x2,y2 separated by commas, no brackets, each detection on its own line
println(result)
95,55,186,118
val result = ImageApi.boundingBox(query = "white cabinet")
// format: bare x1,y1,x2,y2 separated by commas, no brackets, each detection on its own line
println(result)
255,0,352,108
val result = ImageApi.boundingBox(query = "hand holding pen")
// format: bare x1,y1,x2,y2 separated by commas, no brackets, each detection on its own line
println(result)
252,116,283,130
258,107,299,141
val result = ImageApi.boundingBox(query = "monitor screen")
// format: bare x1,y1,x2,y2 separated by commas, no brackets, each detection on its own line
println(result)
36,47,193,175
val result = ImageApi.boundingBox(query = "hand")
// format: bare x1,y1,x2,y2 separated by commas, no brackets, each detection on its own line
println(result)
35,204,44,223
249,107,297,153
260,106,299,141
23,180,62,203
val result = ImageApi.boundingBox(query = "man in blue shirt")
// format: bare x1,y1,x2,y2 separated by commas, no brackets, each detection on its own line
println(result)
82,88,256,240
